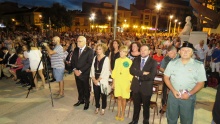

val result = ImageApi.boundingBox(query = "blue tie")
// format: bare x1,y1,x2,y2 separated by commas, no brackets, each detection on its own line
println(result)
140,59,145,70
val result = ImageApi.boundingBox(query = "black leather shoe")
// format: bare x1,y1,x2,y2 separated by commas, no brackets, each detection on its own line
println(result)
83,103,89,110
16,81,21,84
129,121,138,124
22,83,30,87
73,101,84,106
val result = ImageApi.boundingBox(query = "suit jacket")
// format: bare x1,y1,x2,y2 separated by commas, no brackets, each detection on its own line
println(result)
71,46,94,79
6,54,18,67
130,56,158,96
2,52,11,65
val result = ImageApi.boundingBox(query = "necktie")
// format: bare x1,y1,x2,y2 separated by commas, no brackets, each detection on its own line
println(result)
140,59,145,70
78,49,82,57
68,51,73,62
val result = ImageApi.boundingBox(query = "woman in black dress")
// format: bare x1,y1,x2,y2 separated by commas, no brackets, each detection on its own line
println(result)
109,39,122,71
90,43,110,115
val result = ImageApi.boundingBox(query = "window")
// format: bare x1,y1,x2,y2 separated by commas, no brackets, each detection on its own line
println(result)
145,15,149,19
145,22,149,25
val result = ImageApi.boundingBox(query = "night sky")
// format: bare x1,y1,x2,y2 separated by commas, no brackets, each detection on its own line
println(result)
0,0,136,10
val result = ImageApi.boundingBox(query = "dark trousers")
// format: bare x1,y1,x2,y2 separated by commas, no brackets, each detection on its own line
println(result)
93,83,107,109
16,69,22,80
65,63,72,73
75,76,90,103
132,91,151,124
18,70,34,87
162,82,168,105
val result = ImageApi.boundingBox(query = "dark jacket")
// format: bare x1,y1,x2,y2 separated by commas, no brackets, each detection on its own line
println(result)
71,46,94,79
213,85,220,124
2,52,11,65
130,56,158,96
6,54,18,67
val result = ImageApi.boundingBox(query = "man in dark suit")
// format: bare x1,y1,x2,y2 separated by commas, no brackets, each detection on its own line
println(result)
71,36,94,110
0,47,11,79
3,48,18,78
129,44,158,124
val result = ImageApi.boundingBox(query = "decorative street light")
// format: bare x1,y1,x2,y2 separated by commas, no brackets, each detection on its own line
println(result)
123,19,128,31
173,19,178,35
178,22,181,33
39,14,43,32
89,13,95,32
108,16,112,33
154,3,162,36
168,15,173,36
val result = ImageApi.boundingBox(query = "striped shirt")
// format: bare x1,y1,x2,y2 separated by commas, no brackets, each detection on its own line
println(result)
51,45,65,69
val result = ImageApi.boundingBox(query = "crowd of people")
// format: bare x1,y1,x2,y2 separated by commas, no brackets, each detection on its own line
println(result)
0,30,220,124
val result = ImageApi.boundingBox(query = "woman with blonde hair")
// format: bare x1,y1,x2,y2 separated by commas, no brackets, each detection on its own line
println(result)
90,43,110,115
112,45,133,121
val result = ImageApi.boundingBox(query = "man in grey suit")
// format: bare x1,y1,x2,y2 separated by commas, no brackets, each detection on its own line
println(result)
71,36,94,110
129,44,158,124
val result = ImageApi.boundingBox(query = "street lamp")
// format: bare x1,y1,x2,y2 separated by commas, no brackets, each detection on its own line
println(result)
178,22,181,33
168,15,173,36
90,13,95,32
173,19,178,35
108,16,112,33
39,14,43,32
154,3,162,36
123,19,128,31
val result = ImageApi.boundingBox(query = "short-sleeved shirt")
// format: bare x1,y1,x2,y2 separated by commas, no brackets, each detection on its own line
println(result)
51,45,64,69
160,54,179,69
195,44,208,59
164,58,207,91
21,59,30,71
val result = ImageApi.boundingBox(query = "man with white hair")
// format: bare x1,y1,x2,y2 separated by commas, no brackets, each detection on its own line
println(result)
71,36,94,110
195,40,208,63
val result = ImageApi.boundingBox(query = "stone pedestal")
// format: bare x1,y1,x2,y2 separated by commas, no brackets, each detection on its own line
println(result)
189,31,208,46
179,31,208,46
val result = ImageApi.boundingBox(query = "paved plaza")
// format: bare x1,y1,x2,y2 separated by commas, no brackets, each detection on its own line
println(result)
0,73,216,124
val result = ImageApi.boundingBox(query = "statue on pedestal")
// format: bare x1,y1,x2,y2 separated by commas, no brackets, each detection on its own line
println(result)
179,16,192,36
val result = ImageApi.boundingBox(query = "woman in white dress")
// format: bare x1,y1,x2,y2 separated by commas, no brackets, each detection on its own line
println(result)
22,43,46,90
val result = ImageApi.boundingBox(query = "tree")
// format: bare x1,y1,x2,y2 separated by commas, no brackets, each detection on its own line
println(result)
42,3,73,29
95,9,107,25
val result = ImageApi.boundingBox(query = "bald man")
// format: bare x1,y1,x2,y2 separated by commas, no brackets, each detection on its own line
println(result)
43,36,65,98
71,36,94,110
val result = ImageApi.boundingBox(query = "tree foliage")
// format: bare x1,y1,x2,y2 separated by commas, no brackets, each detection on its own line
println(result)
95,9,107,25
42,3,73,29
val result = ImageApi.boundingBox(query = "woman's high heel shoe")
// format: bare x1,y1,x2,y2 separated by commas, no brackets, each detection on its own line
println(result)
119,117,124,121
100,109,105,115
95,108,99,114
115,115,120,120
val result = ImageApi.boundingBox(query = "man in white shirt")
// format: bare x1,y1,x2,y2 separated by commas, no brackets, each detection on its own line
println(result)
195,40,208,63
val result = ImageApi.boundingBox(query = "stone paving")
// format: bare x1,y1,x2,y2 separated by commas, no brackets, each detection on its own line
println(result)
0,73,216,124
